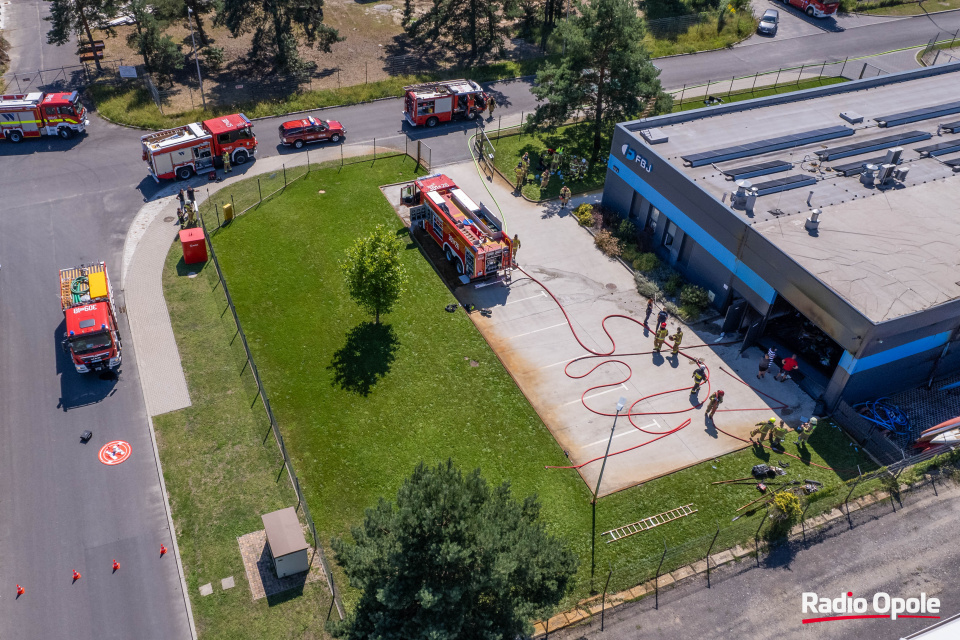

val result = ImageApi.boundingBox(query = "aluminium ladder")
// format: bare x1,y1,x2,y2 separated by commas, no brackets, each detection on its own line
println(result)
603,504,698,544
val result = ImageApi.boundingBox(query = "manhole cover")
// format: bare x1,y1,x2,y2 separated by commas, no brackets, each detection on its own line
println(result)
605,283,617,290
188,272,198,278
164,216,175,222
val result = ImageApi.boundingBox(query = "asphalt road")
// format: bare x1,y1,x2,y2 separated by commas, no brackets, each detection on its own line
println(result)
552,482,960,640
1,1,958,638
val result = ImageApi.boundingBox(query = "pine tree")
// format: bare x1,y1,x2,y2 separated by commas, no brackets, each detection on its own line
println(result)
402,0,507,60
217,0,341,72
46,0,121,71
127,0,184,85
529,0,672,161
331,460,578,640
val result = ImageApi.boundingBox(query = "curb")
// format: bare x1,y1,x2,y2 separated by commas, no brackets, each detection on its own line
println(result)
850,5,960,17
532,480,940,637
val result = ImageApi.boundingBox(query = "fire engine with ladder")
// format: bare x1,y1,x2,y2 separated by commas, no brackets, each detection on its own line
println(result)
402,174,513,284
0,91,88,142
140,113,257,181
59,262,122,374
403,79,488,128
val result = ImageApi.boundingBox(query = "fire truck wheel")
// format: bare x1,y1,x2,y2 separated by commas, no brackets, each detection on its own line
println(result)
234,150,249,165
456,261,464,274
176,166,193,180
426,116,439,128
445,248,454,262
7,130,23,143
466,110,477,120
58,127,74,140
805,5,814,14
331,134,340,143
294,139,305,149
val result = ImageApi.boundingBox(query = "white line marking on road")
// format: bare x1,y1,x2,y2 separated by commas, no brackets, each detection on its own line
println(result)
541,356,580,369
563,383,628,406
505,291,545,305
587,420,660,447
509,322,567,339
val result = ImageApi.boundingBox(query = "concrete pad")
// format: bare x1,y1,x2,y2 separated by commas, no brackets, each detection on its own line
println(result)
712,550,735,566
670,565,696,582
221,576,235,590
426,161,816,494
199,583,213,596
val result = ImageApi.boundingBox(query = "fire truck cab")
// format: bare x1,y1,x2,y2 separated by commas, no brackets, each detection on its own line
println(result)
0,91,88,142
403,79,488,128
140,113,256,181
404,174,512,283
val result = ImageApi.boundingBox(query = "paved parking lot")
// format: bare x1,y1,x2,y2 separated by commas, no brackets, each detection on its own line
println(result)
426,161,816,494
748,0,903,42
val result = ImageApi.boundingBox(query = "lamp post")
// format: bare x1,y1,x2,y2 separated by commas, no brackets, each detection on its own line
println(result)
591,396,627,585
187,7,207,109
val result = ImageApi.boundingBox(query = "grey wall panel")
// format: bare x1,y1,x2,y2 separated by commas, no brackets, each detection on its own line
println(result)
601,169,635,214
841,344,943,404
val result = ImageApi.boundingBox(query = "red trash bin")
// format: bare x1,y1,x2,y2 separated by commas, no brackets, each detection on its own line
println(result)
180,228,208,264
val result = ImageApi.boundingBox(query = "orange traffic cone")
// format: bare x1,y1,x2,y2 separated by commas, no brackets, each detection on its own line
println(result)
16,584,25,597
72,570,81,581
112,559,120,572
160,544,167,556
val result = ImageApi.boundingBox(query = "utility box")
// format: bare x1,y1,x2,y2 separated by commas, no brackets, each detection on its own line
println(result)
223,202,234,223
262,507,309,578
179,228,207,264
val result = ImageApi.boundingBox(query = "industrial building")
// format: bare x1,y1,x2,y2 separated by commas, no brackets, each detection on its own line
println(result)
602,62,960,409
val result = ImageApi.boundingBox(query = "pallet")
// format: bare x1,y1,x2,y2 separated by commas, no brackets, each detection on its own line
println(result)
603,504,697,544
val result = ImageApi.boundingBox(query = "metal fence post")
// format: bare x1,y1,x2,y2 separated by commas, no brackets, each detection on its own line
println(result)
773,68,782,89
215,204,221,228
755,512,765,567
283,163,287,186
800,500,812,541
600,564,612,631
258,178,262,203
230,194,235,213
705,522,719,587
727,75,734,99
704,78,711,100
498,115,502,140
655,539,667,610
374,137,377,160
307,149,310,173
679,84,686,106
844,465,863,514
751,72,758,94
797,63,805,86
818,61,825,82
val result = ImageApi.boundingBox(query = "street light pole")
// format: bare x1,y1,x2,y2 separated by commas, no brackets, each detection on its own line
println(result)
187,7,207,109
591,396,627,586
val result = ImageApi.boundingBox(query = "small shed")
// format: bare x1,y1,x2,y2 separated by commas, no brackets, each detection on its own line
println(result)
262,507,310,578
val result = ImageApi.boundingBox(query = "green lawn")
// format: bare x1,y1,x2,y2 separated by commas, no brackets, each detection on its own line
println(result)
672,75,848,112
188,155,876,612
157,244,335,638
644,14,759,58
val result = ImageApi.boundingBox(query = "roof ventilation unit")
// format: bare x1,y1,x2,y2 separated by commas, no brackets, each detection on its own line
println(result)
860,164,879,185
884,147,902,165
640,128,668,144
731,180,758,211
876,163,896,185
805,209,822,232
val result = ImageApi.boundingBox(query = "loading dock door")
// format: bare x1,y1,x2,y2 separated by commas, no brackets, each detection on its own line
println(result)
722,298,748,335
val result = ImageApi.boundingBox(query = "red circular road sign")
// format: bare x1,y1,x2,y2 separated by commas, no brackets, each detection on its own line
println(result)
99,440,132,465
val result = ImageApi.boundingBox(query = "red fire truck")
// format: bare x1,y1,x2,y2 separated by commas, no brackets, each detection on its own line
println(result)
59,262,122,374
781,0,838,17
403,174,513,283
140,113,257,181
403,79,488,128
0,91,88,142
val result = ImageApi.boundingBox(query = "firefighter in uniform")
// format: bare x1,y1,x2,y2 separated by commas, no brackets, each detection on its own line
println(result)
771,421,789,448
653,322,668,352
559,185,572,208
705,389,724,418
222,150,232,173
691,359,707,394
750,417,777,442
540,170,550,191
796,417,818,446
521,152,531,173
515,163,525,191
669,326,683,356
512,234,521,264
487,95,497,120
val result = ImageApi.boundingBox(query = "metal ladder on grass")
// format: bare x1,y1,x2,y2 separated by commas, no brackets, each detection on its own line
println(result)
603,504,698,544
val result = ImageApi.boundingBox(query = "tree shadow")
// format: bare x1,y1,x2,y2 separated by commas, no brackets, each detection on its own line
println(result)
328,322,399,396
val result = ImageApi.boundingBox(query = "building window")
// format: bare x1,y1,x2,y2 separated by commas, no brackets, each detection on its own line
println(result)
646,207,660,233
663,220,678,248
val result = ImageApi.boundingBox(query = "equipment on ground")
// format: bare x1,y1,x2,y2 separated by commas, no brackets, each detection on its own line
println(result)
140,113,257,181
603,504,698,544
402,79,487,128
59,262,122,374
918,416,960,442
0,91,88,142
402,174,513,284
80,430,93,443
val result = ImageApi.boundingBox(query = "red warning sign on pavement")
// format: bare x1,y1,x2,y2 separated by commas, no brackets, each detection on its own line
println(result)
99,440,132,465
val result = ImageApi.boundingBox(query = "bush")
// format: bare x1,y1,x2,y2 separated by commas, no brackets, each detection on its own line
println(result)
616,219,637,242
678,303,701,322
594,229,621,257
662,270,686,295
621,242,640,264
633,252,660,274
663,301,680,317
770,491,803,528
680,284,711,311
201,46,225,73
635,274,660,298
573,203,594,226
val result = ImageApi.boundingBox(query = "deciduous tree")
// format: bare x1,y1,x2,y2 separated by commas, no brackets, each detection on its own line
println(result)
340,224,408,324
46,0,121,71
402,0,509,60
330,460,578,640
529,0,672,161
127,0,184,85
217,0,341,73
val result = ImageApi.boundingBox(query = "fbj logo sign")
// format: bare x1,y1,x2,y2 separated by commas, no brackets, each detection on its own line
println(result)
621,144,653,173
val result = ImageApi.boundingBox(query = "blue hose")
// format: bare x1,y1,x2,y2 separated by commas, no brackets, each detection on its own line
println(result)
854,398,910,435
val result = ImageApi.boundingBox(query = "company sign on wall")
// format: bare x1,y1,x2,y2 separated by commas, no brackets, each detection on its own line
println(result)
621,144,653,173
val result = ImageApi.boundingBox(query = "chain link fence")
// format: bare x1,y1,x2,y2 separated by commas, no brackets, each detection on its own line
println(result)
920,29,960,66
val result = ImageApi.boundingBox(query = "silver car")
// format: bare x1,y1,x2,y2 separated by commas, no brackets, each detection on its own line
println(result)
758,9,779,35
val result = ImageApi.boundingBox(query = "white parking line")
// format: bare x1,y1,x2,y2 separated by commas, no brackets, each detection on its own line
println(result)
508,322,567,340
541,356,580,369
587,420,661,447
563,383,628,406
505,291,545,305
